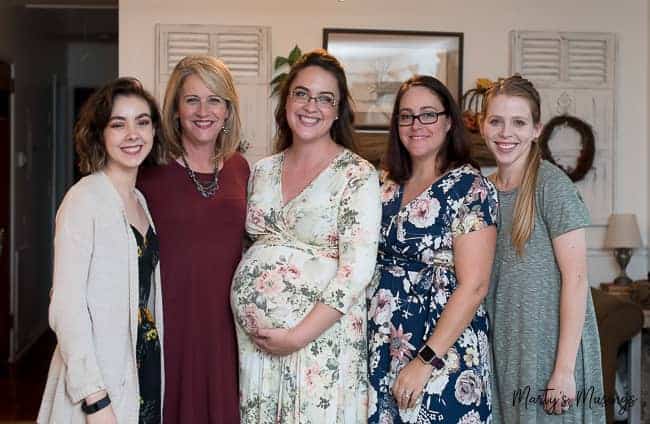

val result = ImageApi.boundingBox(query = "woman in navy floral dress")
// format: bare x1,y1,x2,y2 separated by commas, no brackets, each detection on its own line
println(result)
368,75,498,424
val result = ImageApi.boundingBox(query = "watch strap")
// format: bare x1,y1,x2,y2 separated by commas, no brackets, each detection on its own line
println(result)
81,394,111,415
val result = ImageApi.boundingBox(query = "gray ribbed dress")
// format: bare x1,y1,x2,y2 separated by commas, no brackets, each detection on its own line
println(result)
486,161,605,423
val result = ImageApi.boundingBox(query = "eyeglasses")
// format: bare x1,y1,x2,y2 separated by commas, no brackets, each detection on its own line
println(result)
290,88,338,109
397,110,447,127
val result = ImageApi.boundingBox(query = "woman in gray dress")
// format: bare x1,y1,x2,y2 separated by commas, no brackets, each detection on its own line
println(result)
481,75,605,423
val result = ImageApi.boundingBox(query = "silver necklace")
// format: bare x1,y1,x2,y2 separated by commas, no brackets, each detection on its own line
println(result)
181,155,219,198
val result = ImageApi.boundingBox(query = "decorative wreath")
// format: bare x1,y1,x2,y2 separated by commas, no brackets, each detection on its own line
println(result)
538,115,595,182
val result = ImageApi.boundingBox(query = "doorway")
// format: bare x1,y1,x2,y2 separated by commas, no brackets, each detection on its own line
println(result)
0,62,11,375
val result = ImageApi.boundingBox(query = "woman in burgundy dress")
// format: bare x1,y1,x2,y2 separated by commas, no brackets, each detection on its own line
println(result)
138,55,249,423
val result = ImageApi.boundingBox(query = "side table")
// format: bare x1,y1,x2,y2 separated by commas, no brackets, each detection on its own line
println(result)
600,281,649,424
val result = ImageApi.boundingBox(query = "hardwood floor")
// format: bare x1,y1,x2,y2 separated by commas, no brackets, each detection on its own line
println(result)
0,331,55,422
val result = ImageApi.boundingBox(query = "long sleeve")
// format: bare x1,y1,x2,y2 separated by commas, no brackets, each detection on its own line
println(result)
48,189,105,403
320,164,381,314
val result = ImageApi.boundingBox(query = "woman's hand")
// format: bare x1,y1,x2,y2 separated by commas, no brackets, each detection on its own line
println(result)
250,327,304,356
392,358,433,410
544,368,576,415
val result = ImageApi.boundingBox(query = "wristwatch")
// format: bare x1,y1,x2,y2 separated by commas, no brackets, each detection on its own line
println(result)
81,394,111,415
417,344,445,370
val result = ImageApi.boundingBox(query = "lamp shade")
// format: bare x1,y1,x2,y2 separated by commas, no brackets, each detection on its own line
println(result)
604,213,642,248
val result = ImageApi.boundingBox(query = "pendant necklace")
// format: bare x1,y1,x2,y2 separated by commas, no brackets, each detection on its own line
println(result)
181,155,219,198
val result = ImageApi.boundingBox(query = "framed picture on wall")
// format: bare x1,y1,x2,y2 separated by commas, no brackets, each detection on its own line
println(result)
323,28,463,131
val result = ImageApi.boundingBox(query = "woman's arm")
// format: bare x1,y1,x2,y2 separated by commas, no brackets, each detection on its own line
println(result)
253,165,381,355
48,190,106,403
254,303,342,355
422,225,496,355
392,225,496,409
544,228,588,414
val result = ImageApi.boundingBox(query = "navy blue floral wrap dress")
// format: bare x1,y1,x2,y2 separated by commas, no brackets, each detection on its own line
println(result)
368,164,498,424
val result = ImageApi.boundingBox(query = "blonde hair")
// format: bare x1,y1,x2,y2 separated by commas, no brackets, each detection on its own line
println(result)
482,75,542,256
161,55,241,163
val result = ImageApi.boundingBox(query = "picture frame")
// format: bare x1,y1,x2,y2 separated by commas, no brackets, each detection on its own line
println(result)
323,28,463,131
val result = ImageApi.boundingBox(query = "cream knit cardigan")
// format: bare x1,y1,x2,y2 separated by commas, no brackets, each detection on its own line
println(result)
37,171,164,423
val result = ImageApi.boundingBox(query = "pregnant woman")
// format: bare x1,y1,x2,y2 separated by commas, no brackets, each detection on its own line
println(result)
231,49,381,423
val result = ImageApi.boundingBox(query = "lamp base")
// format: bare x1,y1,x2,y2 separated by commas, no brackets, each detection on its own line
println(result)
613,248,633,285
613,275,633,285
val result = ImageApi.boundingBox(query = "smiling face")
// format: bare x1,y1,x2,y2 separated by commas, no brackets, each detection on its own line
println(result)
103,95,154,173
481,94,542,174
177,73,229,149
285,65,339,146
397,86,451,165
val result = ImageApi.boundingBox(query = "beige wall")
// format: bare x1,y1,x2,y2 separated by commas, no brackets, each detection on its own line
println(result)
119,0,649,284
644,3,650,280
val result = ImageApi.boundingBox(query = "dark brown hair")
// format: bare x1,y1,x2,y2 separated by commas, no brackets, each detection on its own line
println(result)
274,49,356,152
481,74,542,255
383,75,475,183
75,77,163,174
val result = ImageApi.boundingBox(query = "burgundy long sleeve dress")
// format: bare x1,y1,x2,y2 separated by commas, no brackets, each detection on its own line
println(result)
138,152,249,423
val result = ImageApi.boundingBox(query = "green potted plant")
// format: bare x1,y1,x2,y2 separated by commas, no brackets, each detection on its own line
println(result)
270,45,302,97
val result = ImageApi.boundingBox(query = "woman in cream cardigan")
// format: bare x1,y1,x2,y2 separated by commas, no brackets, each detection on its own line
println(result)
38,77,165,424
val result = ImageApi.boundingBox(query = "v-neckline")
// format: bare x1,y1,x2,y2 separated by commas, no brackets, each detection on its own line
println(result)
130,224,151,243
397,167,454,212
279,149,346,208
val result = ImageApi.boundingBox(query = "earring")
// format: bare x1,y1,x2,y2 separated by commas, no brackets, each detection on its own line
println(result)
222,126,230,135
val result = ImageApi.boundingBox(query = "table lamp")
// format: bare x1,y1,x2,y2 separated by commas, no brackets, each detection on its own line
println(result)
604,213,642,285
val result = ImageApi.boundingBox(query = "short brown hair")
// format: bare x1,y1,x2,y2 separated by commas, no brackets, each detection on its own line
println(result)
75,77,163,174
383,75,475,184
161,55,241,163
274,49,356,152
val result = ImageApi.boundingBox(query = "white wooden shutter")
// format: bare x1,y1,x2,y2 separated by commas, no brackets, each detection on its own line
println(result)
156,24,272,164
511,31,616,225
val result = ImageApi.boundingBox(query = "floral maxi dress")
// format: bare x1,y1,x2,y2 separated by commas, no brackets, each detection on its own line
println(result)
231,149,381,424
367,165,498,424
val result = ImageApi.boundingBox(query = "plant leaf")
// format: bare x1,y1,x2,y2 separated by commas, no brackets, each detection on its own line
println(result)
274,56,289,70
288,45,302,64
270,73,287,85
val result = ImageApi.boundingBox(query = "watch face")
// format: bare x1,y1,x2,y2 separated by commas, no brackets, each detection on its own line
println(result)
419,344,445,370
418,345,435,362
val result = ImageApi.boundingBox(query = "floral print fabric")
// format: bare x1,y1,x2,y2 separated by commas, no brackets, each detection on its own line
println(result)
131,225,161,424
231,149,381,423
367,165,498,424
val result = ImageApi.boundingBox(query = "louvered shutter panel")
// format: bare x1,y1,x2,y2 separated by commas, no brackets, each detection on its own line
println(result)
566,38,609,85
518,36,562,82
215,30,267,82
511,31,614,88
511,31,616,225
156,24,272,164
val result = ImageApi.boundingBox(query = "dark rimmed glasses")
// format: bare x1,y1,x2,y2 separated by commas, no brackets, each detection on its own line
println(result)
290,88,338,109
398,110,448,127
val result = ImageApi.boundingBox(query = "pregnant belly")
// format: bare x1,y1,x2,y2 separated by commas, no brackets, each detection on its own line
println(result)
230,243,337,333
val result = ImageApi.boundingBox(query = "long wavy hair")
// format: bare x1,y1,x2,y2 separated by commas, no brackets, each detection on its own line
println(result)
274,49,356,153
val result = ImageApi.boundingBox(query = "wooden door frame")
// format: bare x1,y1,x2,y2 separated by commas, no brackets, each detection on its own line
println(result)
0,61,14,372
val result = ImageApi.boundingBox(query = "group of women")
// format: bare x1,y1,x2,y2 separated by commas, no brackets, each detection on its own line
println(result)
36,48,604,424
